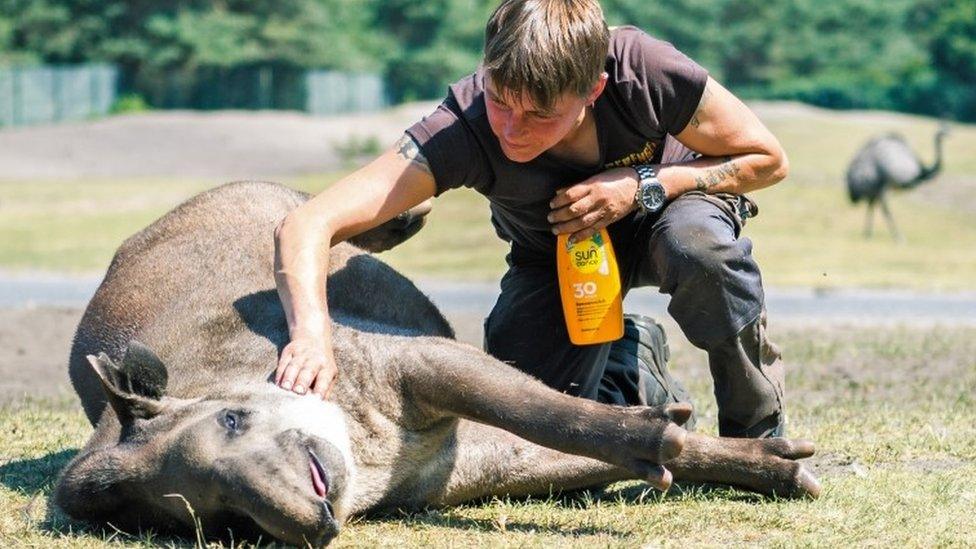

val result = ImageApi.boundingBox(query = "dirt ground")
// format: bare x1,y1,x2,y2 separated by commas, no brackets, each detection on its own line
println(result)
0,307,83,405
0,103,437,180
0,306,488,407
3,302,970,411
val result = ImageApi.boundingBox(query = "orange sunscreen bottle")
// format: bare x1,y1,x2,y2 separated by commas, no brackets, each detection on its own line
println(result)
556,229,624,345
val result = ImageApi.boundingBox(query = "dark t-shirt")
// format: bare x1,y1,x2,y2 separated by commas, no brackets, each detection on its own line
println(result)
406,26,708,254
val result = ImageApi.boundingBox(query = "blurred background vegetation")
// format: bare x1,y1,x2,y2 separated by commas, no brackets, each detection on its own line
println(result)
0,0,973,119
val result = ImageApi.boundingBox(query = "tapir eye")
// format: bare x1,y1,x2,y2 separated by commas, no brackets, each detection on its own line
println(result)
219,410,245,434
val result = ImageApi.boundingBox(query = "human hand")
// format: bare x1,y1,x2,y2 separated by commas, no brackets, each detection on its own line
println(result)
275,335,338,399
548,167,640,243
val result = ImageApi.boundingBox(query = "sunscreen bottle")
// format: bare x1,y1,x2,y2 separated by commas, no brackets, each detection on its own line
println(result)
556,229,624,345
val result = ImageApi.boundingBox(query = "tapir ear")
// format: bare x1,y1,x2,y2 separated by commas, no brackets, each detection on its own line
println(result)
121,340,169,399
87,348,166,422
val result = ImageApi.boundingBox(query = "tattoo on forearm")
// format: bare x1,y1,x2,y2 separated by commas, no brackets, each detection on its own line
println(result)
395,134,432,174
688,85,713,129
694,156,740,192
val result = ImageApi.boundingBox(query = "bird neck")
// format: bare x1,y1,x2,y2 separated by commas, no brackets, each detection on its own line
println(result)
918,131,946,182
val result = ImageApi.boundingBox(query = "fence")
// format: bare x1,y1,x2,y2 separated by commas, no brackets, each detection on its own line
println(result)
305,71,387,115
0,64,118,128
0,64,386,127
148,65,387,115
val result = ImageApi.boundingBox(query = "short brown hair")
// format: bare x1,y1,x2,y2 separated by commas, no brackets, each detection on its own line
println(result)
484,0,609,112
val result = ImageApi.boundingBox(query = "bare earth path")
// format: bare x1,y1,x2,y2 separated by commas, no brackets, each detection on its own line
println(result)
0,104,437,180
2,273,974,406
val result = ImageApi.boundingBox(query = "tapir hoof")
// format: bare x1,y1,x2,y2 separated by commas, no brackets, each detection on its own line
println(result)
648,465,673,491
665,402,694,427
772,439,821,500
658,423,687,463
792,464,822,499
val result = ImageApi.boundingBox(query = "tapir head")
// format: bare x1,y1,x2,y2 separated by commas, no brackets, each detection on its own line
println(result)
54,341,355,547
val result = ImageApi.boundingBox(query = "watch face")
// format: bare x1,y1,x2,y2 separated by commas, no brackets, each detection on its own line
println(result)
642,182,666,212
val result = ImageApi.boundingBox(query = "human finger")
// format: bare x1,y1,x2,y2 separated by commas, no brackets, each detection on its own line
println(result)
569,225,601,244
311,364,338,399
278,348,311,390
291,358,321,395
552,207,608,236
548,195,594,224
278,358,302,390
275,346,295,384
550,183,591,209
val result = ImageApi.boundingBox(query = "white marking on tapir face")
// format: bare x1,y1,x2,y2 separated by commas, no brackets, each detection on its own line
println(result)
248,383,357,515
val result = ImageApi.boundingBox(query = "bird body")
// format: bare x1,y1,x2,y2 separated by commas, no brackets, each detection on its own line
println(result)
845,125,949,238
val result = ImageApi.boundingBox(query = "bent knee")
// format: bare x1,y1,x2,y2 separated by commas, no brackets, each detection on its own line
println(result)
655,217,750,280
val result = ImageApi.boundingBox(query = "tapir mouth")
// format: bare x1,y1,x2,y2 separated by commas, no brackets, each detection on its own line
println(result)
308,449,330,501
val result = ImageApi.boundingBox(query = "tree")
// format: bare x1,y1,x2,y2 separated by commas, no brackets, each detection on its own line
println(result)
377,0,495,101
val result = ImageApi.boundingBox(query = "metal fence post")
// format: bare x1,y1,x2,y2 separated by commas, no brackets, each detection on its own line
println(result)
90,66,100,117
258,66,273,109
53,66,63,122
11,66,21,126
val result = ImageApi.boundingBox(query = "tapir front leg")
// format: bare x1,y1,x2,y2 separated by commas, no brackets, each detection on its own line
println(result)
430,423,820,506
667,433,821,498
403,340,820,500
433,420,629,506
403,340,691,489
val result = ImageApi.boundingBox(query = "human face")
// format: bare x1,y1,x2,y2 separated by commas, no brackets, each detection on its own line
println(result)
484,79,591,163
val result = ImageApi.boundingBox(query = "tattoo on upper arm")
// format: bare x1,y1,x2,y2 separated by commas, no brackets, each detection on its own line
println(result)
395,134,432,175
688,83,713,130
694,156,740,192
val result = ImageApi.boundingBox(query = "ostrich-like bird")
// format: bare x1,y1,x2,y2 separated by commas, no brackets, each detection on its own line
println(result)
846,124,950,240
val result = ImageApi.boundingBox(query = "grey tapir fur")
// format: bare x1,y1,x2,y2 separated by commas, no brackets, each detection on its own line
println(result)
54,181,820,546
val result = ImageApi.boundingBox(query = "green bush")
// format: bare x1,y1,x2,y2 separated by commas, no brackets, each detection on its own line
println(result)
109,93,150,114
332,134,382,166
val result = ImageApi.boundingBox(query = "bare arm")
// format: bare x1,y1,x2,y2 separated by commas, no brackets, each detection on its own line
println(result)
662,76,789,196
549,77,789,241
273,134,436,397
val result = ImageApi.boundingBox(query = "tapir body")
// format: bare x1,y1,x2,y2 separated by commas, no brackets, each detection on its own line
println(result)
55,182,819,546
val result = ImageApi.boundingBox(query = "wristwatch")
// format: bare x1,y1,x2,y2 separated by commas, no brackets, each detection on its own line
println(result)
633,164,666,214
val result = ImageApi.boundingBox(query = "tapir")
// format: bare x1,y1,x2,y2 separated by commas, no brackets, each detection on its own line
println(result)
54,181,820,546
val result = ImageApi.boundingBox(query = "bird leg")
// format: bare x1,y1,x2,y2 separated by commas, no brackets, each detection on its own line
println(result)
878,195,903,242
864,199,876,238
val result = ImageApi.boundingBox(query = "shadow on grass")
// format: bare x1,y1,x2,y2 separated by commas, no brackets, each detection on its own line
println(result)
363,480,770,539
608,480,769,504
0,450,233,546
0,448,98,542
367,507,632,538
0,448,77,495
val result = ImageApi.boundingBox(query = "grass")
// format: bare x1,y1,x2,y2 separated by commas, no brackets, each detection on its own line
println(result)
1,104,974,289
2,323,975,546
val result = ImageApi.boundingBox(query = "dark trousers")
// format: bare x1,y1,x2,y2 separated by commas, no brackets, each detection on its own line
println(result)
483,140,785,437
